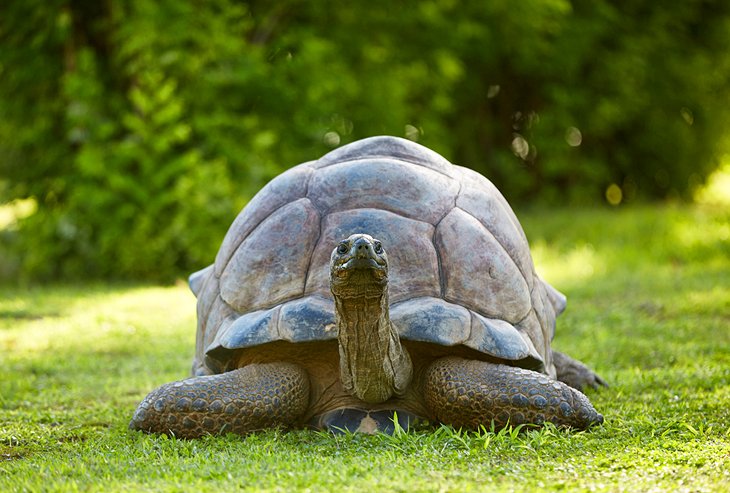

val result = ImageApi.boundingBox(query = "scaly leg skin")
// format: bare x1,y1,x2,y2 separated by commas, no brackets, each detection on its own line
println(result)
130,362,310,438
424,357,603,430
552,350,608,391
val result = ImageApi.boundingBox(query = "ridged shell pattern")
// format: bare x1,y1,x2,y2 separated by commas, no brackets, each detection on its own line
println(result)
191,137,566,376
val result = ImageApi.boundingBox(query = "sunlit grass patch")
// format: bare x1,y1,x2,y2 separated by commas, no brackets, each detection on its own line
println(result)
1,204,729,492
530,240,603,287
0,284,195,356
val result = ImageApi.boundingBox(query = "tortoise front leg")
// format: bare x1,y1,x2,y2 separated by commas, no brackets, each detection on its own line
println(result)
424,357,603,430
130,362,310,438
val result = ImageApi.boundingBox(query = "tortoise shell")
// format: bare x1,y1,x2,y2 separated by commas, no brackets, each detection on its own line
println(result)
190,136,566,377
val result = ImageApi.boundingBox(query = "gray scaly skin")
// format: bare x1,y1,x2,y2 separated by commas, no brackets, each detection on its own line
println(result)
129,363,309,438
425,357,602,429
330,235,412,403
130,234,602,437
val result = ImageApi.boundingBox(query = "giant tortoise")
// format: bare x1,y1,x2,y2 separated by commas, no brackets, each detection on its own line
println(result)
130,136,605,437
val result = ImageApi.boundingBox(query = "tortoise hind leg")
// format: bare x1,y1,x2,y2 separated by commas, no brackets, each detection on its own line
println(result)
130,362,310,438
552,350,607,391
424,357,603,430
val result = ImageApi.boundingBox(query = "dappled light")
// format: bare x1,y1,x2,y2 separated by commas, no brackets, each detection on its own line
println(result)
323,131,341,148
669,208,730,262
0,286,195,356
695,162,730,206
521,204,729,292
530,241,601,288
510,134,530,160
0,198,36,230
564,127,582,147
680,107,694,126
605,184,623,206
404,124,421,142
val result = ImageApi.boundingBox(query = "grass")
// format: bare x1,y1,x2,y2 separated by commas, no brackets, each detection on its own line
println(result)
1,202,729,492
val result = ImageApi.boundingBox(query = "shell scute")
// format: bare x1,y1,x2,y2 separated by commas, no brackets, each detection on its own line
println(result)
308,159,458,224
456,166,528,244
467,312,534,364
278,295,337,343
436,207,531,322
455,166,533,286
210,306,279,357
392,297,471,346
515,309,551,374
220,198,320,313
314,135,455,177
200,294,234,355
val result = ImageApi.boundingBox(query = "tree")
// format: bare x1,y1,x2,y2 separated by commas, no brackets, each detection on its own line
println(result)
1,0,729,281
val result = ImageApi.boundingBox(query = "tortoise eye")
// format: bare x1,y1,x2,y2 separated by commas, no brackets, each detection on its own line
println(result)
337,242,349,254
374,242,383,254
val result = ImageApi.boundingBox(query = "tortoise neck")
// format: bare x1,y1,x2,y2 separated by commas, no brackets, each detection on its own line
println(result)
334,293,412,403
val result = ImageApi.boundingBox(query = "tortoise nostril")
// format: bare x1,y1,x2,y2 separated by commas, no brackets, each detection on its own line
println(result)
353,239,370,251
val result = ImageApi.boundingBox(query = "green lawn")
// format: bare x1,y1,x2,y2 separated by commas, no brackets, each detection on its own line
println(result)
1,204,728,492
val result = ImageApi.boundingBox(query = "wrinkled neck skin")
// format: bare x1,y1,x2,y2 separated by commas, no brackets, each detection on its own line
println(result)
333,274,413,404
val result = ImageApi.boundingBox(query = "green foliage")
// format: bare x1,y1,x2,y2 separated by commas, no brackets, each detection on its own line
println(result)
1,0,730,280
1,205,728,491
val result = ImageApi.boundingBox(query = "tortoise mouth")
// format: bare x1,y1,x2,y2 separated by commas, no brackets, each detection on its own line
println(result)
344,257,382,270
332,260,387,283
331,258,388,299
331,264,387,297
336,258,387,277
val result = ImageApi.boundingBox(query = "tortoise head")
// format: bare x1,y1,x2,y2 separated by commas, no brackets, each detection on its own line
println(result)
329,234,389,299
329,234,412,403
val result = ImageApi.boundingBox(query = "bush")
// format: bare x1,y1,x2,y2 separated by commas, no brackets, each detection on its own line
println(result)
1,0,729,281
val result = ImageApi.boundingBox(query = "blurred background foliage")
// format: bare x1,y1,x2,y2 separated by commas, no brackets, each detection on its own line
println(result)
1,0,729,281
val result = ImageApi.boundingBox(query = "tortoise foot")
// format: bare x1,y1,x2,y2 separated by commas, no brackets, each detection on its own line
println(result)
552,350,608,391
424,357,603,430
130,362,309,438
